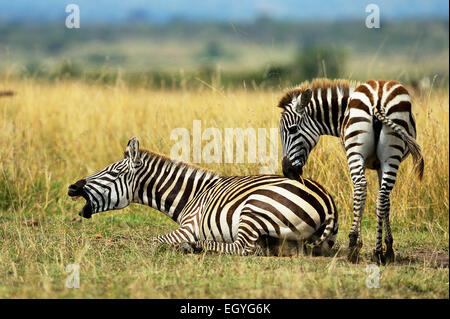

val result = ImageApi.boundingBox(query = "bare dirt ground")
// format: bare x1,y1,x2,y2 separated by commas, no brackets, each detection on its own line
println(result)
399,250,449,268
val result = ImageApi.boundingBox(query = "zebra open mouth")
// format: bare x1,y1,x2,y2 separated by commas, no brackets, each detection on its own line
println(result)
68,182,93,219
69,194,93,219
77,197,93,219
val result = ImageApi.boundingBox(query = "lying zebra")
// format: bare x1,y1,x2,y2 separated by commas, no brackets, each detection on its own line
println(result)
68,136,338,256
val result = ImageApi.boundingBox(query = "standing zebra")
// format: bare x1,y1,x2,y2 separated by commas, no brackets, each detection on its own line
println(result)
278,78,424,264
68,136,338,256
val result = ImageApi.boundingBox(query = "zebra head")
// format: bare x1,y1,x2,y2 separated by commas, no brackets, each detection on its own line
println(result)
68,137,143,218
279,88,319,180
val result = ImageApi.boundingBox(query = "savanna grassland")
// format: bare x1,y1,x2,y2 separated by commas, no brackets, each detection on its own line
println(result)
0,79,448,298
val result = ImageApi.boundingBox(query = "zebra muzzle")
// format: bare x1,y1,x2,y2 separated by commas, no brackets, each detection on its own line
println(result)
282,157,303,180
68,179,92,219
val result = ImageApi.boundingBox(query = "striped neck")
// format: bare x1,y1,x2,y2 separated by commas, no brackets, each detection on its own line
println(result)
306,85,355,137
133,151,221,223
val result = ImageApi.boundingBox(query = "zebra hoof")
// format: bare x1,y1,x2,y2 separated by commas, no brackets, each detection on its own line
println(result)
384,248,395,264
347,248,360,264
179,242,194,253
371,250,386,265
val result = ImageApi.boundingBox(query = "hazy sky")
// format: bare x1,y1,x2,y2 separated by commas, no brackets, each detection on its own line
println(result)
0,0,448,23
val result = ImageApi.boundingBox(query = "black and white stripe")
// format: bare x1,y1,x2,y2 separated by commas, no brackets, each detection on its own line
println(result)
278,78,424,264
68,136,338,256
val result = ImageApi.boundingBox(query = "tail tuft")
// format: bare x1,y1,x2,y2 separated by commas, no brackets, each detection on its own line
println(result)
416,156,424,181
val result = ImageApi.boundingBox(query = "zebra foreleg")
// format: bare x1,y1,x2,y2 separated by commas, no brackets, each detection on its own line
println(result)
151,227,197,252
194,237,258,256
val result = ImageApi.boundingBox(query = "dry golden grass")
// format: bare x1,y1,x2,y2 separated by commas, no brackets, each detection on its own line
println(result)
0,79,448,298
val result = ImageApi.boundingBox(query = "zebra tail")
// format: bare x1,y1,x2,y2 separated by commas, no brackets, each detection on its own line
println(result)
373,108,424,181
313,217,336,247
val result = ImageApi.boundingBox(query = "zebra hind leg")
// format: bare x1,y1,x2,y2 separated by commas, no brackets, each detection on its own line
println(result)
372,202,386,265
372,169,386,265
384,211,395,263
304,217,336,256
372,167,398,265
195,218,261,256
348,167,368,263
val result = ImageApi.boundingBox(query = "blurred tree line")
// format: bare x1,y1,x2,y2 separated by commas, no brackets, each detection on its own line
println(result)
263,46,348,87
17,45,348,90
1,18,448,89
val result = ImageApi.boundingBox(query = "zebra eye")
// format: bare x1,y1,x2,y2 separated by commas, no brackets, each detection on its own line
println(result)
288,126,299,134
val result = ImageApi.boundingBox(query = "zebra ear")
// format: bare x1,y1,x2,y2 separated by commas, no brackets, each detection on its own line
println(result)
126,136,141,165
295,88,312,114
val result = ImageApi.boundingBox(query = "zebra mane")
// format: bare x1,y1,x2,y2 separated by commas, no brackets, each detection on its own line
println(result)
277,78,360,109
138,148,221,178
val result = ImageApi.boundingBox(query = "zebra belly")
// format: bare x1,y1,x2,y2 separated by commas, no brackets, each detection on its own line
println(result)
276,224,315,240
